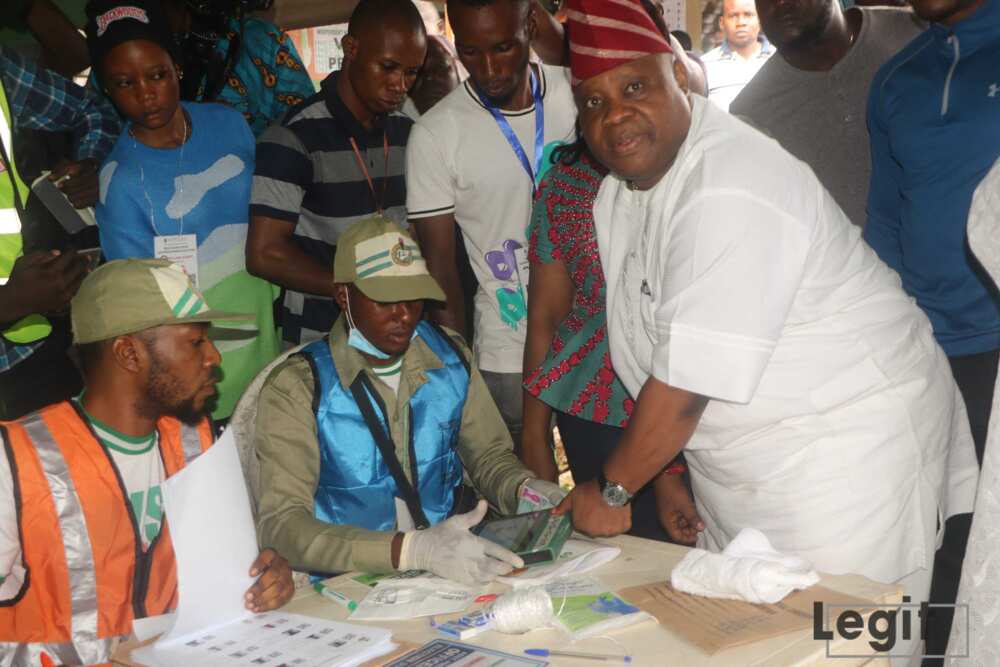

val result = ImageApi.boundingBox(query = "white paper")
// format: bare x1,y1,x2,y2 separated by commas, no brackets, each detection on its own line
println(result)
350,577,481,621
157,429,257,644
134,611,394,667
500,539,621,587
133,613,176,642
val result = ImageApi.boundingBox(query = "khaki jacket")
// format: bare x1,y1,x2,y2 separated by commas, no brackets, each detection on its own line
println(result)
254,316,531,574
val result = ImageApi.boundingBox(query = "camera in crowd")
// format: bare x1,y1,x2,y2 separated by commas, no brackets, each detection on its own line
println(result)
176,0,273,102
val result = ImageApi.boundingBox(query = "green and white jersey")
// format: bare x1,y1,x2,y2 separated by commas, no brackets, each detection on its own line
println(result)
79,404,166,550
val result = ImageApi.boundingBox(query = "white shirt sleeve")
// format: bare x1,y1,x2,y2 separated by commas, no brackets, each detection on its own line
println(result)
405,121,456,220
647,188,813,403
0,430,26,601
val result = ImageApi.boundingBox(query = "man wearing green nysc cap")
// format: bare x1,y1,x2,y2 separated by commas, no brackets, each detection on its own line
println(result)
0,259,293,664
253,218,564,585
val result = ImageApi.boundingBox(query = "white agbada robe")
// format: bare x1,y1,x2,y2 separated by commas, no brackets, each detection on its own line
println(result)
594,95,978,585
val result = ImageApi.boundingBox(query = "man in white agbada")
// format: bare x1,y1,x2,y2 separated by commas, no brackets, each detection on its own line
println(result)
555,0,978,660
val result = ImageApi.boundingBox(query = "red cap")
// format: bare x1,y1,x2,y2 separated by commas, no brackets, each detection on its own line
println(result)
566,0,673,85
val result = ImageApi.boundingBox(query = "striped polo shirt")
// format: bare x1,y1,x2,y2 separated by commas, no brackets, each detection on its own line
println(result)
251,72,412,345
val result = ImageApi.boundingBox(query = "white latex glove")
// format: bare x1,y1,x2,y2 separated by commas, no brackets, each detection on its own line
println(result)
399,500,524,585
522,478,567,510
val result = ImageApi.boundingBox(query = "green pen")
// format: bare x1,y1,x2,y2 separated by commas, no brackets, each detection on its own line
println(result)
313,582,358,612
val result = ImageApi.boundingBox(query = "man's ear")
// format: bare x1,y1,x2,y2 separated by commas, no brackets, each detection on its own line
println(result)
525,4,538,42
111,334,146,374
672,55,690,96
333,284,349,311
342,34,359,62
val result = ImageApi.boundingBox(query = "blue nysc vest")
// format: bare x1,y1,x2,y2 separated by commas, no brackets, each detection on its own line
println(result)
299,321,470,534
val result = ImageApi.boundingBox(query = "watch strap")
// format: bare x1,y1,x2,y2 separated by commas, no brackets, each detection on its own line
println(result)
597,470,633,505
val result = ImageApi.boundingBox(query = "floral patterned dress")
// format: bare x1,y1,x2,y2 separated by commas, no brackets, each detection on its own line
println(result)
524,152,633,427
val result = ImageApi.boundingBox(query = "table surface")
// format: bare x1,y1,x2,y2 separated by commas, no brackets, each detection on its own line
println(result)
280,534,902,667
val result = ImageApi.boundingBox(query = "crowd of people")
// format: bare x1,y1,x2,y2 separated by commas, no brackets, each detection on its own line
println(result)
0,0,998,663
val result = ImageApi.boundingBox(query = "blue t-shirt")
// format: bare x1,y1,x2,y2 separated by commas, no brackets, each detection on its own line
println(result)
865,0,1000,356
98,102,253,259
96,102,280,418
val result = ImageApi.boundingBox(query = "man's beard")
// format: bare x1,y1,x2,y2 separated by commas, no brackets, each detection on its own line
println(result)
137,349,218,425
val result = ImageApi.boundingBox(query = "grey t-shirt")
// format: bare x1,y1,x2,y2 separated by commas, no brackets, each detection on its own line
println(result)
730,7,924,227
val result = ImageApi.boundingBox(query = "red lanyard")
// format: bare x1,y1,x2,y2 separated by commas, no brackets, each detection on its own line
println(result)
349,133,390,216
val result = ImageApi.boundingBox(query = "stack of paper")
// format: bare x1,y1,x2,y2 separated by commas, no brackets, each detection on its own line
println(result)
135,611,395,667
154,430,258,642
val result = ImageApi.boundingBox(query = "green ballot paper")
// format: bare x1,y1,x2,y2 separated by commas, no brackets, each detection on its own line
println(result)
473,510,573,566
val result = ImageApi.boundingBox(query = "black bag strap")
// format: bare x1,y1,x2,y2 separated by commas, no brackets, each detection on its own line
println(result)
349,373,430,530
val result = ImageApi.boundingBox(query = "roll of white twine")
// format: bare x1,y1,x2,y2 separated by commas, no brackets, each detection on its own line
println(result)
489,587,555,634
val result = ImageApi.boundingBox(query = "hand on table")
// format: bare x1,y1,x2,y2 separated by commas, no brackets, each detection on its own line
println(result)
653,471,704,545
50,157,99,209
244,548,295,613
400,499,524,585
552,479,631,537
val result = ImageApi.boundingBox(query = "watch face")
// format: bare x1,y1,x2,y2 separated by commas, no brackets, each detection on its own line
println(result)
601,483,630,507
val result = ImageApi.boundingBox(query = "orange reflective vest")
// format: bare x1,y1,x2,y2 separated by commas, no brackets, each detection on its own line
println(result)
0,401,212,665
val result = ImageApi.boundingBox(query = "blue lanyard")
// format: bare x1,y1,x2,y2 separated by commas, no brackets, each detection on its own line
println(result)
480,68,544,192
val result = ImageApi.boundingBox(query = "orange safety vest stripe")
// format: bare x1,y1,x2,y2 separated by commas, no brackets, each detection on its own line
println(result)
0,401,211,658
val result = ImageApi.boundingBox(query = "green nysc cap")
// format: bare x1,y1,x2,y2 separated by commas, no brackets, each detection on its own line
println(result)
334,217,446,303
71,258,254,344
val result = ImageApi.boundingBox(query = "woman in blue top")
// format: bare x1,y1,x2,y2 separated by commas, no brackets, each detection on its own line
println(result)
86,0,280,421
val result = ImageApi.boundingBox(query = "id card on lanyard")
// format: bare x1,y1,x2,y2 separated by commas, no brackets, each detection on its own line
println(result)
479,68,545,197
479,68,544,299
154,234,199,286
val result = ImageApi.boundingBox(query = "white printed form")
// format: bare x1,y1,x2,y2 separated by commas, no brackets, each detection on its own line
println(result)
134,611,394,667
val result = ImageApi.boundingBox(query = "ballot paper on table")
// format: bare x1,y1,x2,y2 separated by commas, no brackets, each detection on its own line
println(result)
499,538,620,587
135,611,394,667
350,575,482,621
